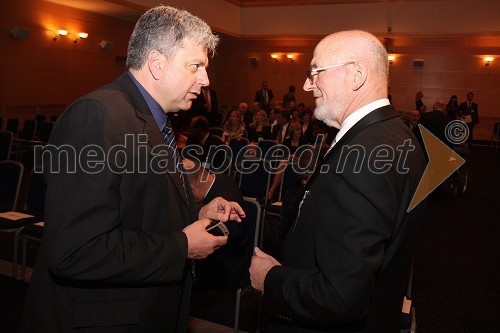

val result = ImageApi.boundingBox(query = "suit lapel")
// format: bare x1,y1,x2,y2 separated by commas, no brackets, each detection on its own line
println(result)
307,105,398,189
116,73,190,206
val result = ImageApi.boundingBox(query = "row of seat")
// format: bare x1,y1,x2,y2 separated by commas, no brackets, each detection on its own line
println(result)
0,158,262,332
0,161,45,279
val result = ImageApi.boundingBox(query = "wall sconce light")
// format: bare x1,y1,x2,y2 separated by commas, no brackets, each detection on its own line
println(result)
73,32,88,43
271,54,279,62
484,56,494,66
388,54,396,64
286,54,294,62
53,29,68,40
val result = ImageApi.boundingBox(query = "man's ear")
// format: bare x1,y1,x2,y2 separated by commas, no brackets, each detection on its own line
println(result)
148,50,164,80
351,61,367,91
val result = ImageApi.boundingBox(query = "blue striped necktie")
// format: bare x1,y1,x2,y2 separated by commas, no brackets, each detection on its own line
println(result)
161,115,181,175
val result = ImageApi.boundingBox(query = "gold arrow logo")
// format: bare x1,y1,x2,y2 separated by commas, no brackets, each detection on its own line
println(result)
408,125,466,212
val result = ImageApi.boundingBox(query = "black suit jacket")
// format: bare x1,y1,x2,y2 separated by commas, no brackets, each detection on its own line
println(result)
459,101,479,124
419,110,452,148
21,73,199,332
191,88,219,125
264,105,427,333
255,88,274,110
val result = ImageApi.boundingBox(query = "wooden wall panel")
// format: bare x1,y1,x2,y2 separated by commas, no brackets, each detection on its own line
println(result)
0,0,134,128
1,0,499,131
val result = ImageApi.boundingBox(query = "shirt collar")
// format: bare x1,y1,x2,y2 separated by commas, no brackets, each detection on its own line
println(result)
334,98,390,144
128,71,165,130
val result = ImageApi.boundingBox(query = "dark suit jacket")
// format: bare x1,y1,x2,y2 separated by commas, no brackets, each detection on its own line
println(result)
264,105,427,333
185,133,226,169
191,88,219,125
255,88,274,110
459,101,479,124
21,73,199,333
419,110,452,147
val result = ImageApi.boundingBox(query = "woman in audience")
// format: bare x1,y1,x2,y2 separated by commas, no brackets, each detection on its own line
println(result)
415,90,426,113
221,109,246,144
446,95,460,119
247,109,271,143
282,123,304,154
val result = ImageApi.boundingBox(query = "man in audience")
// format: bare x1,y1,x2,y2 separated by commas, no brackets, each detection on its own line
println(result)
185,116,226,169
21,6,244,332
459,91,479,145
183,159,253,290
190,85,219,127
250,30,426,333
272,109,291,143
420,100,452,148
255,80,274,111
407,109,423,148
238,102,254,127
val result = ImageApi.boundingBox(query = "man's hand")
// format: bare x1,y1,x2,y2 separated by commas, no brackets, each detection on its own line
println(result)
183,219,228,259
250,247,281,292
199,197,245,222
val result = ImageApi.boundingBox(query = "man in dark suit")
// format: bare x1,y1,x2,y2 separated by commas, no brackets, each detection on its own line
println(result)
420,100,452,148
250,30,427,333
459,91,479,144
271,109,291,143
21,6,244,333
255,80,274,111
190,86,219,127
183,159,252,291
185,116,227,170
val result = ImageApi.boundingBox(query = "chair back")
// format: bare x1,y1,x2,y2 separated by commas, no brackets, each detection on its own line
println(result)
238,159,271,203
278,162,301,202
35,114,46,131
0,131,14,160
20,119,37,140
39,121,54,143
257,139,276,158
25,170,47,214
0,160,24,211
6,118,19,136
209,127,224,137
242,197,262,249
0,117,3,131
229,138,249,164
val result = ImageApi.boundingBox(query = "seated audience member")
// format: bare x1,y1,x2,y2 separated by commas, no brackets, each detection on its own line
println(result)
247,109,271,143
183,159,253,290
271,109,291,143
221,109,246,144
239,102,254,128
282,123,305,154
283,85,296,109
407,109,424,148
185,116,225,168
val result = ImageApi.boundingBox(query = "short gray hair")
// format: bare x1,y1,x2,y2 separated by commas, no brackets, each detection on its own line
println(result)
126,6,219,70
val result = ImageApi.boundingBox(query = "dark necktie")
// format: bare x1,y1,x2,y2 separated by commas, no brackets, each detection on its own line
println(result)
161,116,179,168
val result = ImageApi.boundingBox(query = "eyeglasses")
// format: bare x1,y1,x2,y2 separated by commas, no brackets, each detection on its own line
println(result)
306,61,355,84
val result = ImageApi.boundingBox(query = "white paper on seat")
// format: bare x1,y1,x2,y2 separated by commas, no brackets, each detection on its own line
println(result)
0,211,35,221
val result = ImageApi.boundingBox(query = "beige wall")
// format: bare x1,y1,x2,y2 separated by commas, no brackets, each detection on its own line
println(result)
1,0,499,127
210,35,500,118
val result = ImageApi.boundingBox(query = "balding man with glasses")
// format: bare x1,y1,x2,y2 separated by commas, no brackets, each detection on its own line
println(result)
250,30,427,333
